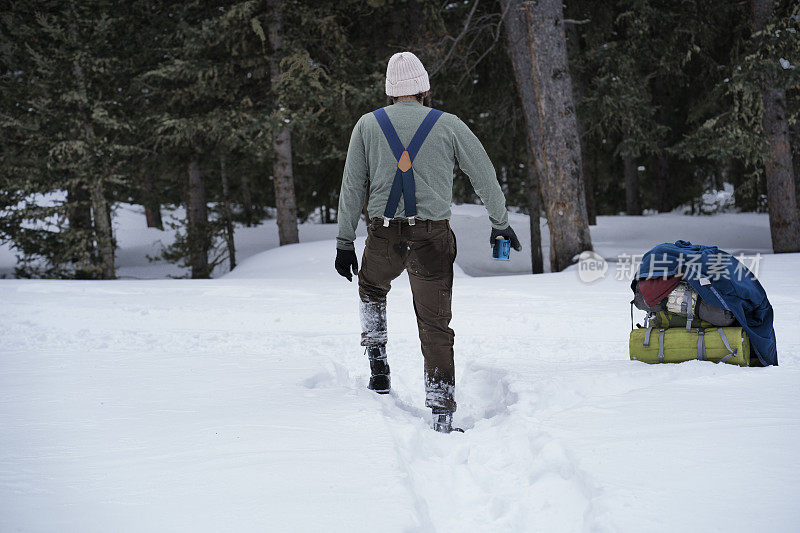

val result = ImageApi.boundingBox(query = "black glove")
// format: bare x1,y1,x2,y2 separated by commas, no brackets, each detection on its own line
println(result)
335,248,359,282
490,226,522,252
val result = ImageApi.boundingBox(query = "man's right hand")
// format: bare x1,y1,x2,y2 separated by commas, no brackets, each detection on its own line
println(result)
490,226,522,252
335,249,359,282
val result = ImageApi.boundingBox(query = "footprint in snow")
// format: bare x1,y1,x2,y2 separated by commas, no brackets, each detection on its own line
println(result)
299,361,352,389
299,360,520,433
456,363,520,430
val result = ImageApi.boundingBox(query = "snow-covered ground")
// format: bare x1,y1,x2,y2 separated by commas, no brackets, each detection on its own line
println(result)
1,206,798,532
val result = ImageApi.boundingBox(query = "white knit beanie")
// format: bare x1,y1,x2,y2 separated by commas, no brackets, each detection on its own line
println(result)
385,52,430,97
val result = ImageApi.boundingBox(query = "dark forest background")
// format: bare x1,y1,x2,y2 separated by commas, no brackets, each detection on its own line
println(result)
1,0,798,278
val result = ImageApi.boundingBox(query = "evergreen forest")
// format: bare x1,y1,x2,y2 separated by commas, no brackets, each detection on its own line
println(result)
1,0,798,278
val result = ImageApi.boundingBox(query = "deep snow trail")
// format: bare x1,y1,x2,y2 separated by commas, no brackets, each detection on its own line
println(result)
1,243,799,532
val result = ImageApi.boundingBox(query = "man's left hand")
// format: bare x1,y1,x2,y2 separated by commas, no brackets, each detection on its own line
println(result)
335,248,359,282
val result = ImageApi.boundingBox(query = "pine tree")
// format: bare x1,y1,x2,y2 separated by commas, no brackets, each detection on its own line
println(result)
577,1,670,216
138,1,268,278
138,2,213,278
0,1,134,278
676,1,800,248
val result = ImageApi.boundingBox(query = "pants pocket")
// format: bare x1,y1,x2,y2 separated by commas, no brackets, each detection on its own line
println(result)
365,231,390,261
408,236,445,278
437,288,452,318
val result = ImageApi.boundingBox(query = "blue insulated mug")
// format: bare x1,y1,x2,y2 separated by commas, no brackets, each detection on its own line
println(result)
492,237,511,260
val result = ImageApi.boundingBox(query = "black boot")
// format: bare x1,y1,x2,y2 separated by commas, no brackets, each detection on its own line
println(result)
431,408,463,433
366,346,390,394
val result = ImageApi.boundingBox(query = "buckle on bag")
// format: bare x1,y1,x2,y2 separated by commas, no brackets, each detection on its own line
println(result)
408,216,415,226
383,216,390,227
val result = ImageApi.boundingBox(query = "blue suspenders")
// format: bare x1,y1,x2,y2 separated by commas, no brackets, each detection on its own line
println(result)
371,107,444,226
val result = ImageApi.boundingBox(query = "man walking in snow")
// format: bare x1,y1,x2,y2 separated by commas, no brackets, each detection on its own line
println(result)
334,52,521,433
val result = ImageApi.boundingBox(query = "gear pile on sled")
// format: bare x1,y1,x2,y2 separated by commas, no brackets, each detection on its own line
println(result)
628,241,778,367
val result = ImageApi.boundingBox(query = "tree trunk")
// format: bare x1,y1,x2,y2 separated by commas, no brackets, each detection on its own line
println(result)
220,154,237,271
91,179,115,279
652,78,671,213
391,0,423,47
654,151,670,213
791,115,800,220
267,0,299,246
593,145,602,216
581,139,597,225
565,15,596,226
67,184,94,279
526,143,544,274
761,85,800,251
240,172,254,226
187,156,210,278
623,153,642,215
406,0,424,47
141,167,163,229
70,36,115,279
271,129,300,245
751,0,800,252
502,0,592,272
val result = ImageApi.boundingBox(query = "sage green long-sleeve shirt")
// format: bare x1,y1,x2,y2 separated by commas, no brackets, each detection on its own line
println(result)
336,100,510,251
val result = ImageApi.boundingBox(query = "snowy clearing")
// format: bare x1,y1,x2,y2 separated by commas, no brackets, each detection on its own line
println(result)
1,209,798,532
0,202,773,279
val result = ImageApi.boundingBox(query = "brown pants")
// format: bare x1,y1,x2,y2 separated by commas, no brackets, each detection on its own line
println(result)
358,218,457,412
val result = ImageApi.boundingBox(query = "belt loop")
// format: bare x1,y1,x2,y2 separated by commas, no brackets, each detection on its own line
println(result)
427,220,431,233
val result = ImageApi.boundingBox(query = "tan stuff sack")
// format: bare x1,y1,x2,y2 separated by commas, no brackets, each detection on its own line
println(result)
666,281,697,316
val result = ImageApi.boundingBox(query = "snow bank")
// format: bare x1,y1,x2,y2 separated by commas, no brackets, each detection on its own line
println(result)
0,202,773,279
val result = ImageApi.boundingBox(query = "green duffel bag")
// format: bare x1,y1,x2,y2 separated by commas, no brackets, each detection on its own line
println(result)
646,310,715,330
629,326,752,367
